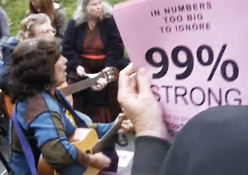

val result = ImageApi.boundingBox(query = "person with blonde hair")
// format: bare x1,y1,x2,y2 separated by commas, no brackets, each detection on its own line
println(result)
0,13,56,94
18,13,56,41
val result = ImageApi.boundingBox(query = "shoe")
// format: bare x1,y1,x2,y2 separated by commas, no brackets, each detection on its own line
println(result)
116,133,128,147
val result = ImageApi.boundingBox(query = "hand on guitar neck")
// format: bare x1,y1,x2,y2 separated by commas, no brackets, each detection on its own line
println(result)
88,152,111,170
76,65,104,91
91,77,107,91
75,66,118,91
62,67,119,97
115,113,133,134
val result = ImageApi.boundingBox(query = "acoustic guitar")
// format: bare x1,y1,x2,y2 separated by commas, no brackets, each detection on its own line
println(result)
38,116,124,175
0,90,13,119
3,67,119,117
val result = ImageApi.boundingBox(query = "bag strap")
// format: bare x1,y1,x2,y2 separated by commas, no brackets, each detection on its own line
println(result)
11,105,37,175
55,90,87,128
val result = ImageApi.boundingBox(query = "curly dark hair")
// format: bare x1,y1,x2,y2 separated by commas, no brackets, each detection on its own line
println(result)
9,39,60,102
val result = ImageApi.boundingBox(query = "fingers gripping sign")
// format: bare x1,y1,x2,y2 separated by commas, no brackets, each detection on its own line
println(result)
118,64,169,139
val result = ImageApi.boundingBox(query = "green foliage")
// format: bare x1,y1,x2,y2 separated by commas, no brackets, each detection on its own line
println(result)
58,0,77,19
2,0,126,36
3,0,28,36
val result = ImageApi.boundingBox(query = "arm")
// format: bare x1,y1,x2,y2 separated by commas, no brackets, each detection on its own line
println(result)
62,19,82,72
133,136,170,175
30,111,110,170
91,114,133,138
0,8,9,53
117,64,170,174
104,17,124,68
96,122,114,138
117,64,168,138
73,111,114,138
29,112,88,169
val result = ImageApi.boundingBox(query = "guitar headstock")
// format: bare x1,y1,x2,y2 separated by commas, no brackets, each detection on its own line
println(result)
101,67,119,83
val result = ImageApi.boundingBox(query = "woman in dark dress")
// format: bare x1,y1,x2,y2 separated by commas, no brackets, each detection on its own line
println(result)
62,0,124,123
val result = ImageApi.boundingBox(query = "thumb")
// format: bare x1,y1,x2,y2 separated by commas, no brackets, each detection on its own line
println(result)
137,68,152,94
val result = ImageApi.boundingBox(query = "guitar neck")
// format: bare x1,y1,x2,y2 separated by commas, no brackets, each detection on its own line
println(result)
60,76,100,96
60,67,118,97
93,118,124,153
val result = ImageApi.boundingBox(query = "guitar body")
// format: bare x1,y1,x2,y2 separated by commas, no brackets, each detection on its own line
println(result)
0,91,13,118
70,128,99,175
4,94,13,118
38,128,100,175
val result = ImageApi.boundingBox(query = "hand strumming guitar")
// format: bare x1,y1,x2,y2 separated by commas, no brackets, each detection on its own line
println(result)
88,152,111,170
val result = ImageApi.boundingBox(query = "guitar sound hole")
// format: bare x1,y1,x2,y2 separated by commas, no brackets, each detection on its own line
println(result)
86,150,91,154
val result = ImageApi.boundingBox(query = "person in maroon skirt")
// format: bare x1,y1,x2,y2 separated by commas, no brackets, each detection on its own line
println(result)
62,0,125,123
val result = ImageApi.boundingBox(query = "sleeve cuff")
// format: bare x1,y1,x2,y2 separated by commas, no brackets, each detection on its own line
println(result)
132,136,170,175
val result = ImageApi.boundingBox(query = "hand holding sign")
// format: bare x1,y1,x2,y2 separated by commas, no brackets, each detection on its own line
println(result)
114,0,248,137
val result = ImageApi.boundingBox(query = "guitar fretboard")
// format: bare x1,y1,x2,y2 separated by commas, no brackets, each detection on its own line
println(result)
93,117,123,153
60,75,101,96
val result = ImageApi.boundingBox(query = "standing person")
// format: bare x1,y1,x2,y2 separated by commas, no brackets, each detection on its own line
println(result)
9,39,111,175
117,64,248,175
27,0,67,44
0,5,9,66
62,0,125,123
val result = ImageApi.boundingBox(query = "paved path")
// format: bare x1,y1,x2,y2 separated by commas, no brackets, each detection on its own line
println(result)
116,133,134,175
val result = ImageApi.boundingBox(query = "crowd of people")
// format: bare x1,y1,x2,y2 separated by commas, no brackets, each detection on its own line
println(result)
0,0,247,175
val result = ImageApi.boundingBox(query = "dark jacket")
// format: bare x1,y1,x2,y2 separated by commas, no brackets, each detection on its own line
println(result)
62,16,124,73
133,105,248,175
0,37,19,94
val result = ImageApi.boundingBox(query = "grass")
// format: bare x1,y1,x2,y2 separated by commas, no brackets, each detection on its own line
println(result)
2,0,28,36
2,0,126,36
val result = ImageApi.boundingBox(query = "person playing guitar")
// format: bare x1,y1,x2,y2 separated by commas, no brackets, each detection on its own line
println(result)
5,14,132,175
9,39,133,175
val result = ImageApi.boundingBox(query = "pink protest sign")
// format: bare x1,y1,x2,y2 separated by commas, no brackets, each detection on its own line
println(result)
114,0,248,136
